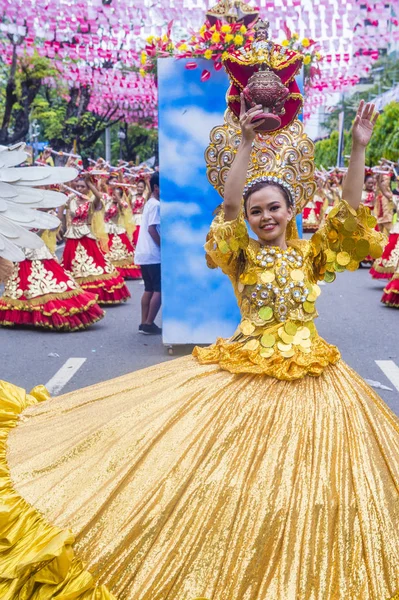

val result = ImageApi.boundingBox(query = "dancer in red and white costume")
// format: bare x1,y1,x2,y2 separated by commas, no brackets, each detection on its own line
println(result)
62,175,130,305
105,187,141,279
381,192,399,306
0,225,104,330
370,175,396,280
381,255,399,308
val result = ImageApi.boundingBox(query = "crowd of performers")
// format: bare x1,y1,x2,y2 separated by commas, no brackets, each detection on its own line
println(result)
303,160,399,308
0,156,153,331
1,148,398,334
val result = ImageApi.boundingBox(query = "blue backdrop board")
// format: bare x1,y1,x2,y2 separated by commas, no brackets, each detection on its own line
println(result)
158,58,304,345
158,58,238,345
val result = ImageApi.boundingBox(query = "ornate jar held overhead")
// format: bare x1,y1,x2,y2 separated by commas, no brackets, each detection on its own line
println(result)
242,20,290,132
223,18,304,133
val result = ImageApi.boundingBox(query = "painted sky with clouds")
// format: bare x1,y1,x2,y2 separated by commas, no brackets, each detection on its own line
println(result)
158,58,240,345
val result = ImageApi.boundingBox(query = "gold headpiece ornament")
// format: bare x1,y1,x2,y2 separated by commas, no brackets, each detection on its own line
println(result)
206,0,259,25
205,108,316,215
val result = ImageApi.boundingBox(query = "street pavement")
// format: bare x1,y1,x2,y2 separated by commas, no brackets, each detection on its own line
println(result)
1,267,398,413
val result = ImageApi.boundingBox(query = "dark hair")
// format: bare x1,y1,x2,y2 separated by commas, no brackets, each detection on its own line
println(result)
75,177,88,188
243,181,293,216
364,174,374,183
137,178,146,187
150,172,159,192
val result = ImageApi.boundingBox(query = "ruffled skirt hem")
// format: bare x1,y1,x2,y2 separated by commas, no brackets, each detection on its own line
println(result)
369,266,393,280
78,276,130,305
0,381,116,599
114,264,142,279
382,276,399,307
0,291,105,331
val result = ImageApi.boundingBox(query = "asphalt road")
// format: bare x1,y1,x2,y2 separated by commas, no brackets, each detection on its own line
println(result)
1,267,398,412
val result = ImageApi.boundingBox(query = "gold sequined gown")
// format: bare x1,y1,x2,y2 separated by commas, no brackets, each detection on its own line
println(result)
1,200,399,600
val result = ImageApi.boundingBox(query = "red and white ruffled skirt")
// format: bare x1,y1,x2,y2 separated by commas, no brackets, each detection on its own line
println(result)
370,233,399,280
108,233,141,280
62,237,130,304
0,257,104,330
382,273,399,307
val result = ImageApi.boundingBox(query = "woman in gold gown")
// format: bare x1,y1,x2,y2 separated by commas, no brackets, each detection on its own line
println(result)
0,99,398,600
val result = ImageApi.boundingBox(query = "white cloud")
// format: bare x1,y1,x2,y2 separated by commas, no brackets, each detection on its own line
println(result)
165,222,208,246
186,253,210,279
188,83,205,97
159,130,208,189
161,201,201,218
157,58,181,81
165,106,223,147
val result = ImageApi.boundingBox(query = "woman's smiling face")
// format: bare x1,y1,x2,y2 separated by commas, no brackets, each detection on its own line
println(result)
245,184,293,248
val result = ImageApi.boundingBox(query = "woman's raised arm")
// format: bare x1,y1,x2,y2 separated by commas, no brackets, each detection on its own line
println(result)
223,94,265,221
342,101,378,211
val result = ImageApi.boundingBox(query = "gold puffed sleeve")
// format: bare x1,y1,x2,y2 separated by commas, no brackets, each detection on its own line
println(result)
309,199,385,283
204,206,249,277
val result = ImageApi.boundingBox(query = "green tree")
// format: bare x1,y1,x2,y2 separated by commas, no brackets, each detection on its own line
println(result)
112,122,158,163
366,102,399,165
32,85,122,157
0,48,56,145
314,130,351,169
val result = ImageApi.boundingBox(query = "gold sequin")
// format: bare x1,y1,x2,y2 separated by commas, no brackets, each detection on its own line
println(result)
290,269,305,282
336,251,351,266
259,347,274,358
243,339,259,351
8,357,399,598
284,322,298,336
260,271,275,284
261,333,275,348
258,306,273,321
277,341,292,352
324,271,336,283
240,320,255,336
303,301,315,313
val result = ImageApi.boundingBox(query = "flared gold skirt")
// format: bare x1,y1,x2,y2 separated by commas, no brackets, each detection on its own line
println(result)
5,356,399,599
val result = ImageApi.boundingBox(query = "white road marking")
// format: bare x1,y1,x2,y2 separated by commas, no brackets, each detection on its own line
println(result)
375,361,399,393
45,357,87,395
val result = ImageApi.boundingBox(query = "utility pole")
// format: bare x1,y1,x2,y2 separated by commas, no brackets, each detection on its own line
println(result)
105,127,111,162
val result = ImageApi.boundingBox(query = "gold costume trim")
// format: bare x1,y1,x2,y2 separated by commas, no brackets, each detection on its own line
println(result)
206,111,316,213
224,47,303,70
372,263,396,274
194,332,340,380
72,271,121,285
0,381,116,598
112,258,139,268
0,293,100,316
372,243,399,272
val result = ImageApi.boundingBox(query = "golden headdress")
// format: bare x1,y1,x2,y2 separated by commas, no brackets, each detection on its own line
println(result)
205,108,316,216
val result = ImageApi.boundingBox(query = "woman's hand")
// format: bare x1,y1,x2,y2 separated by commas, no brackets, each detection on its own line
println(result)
84,172,94,186
343,101,379,210
239,94,265,143
352,100,379,148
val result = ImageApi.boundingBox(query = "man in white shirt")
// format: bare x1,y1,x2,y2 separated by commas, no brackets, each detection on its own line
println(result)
135,172,162,335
